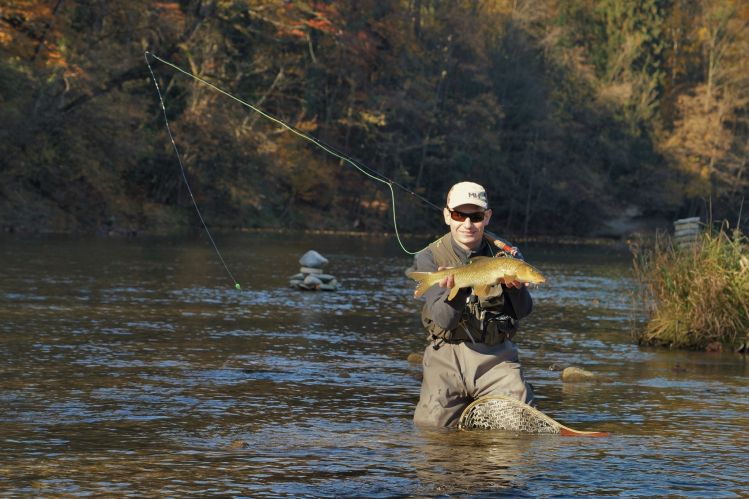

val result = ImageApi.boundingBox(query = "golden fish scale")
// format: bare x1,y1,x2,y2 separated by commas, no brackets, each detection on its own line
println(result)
432,257,537,288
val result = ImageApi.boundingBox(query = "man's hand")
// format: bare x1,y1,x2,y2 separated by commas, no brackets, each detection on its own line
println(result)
436,266,455,289
498,277,527,289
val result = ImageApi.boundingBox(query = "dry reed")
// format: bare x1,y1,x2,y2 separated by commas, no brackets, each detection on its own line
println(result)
631,224,749,351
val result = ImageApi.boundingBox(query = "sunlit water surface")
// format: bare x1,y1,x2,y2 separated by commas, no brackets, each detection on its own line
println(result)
1,233,746,497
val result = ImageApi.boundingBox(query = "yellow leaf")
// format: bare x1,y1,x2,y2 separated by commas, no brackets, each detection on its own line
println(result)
359,111,386,126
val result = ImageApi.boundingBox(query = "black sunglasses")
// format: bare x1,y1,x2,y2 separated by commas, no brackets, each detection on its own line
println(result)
447,208,486,223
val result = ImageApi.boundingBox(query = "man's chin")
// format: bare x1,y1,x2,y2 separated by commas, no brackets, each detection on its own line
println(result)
457,235,481,247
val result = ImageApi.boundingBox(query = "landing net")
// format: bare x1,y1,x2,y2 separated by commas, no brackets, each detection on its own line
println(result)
458,396,562,433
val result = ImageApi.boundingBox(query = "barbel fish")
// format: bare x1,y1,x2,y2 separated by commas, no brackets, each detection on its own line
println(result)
407,256,546,300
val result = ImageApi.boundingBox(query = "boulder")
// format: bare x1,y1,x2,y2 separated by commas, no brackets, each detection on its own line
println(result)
299,250,329,269
288,279,303,288
303,274,323,287
300,266,323,274
407,352,424,364
561,366,596,382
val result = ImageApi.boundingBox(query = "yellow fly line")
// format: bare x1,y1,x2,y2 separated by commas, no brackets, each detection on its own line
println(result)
145,51,433,271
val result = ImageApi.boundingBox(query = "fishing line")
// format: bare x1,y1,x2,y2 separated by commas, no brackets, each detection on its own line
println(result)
145,52,241,290
145,51,435,265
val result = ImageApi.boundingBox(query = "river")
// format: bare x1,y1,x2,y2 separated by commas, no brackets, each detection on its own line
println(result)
1,233,746,496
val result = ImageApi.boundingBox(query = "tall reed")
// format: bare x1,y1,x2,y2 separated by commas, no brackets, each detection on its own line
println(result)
631,224,749,351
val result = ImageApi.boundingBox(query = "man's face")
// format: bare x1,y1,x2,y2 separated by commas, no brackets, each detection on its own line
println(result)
443,203,492,251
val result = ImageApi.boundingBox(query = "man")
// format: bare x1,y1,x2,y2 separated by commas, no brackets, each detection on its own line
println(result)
413,181,534,427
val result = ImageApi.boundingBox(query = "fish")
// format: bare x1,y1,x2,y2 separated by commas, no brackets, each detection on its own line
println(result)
407,256,546,300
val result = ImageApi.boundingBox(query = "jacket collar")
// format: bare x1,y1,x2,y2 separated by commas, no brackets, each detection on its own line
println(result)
450,235,489,261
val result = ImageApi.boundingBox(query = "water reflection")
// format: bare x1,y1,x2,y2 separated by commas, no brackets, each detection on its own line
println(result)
0,234,746,496
411,429,544,496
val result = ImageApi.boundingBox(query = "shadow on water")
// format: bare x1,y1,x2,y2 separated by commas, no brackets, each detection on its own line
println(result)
0,233,746,496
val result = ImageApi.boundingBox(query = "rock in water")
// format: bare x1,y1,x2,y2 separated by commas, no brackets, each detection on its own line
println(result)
299,250,328,269
290,250,340,291
228,439,249,449
303,274,323,288
561,366,596,382
407,352,424,364
299,266,324,274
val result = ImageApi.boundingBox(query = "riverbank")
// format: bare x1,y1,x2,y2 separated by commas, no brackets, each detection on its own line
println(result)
2,223,633,249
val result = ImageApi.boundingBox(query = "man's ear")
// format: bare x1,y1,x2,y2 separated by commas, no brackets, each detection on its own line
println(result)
483,208,493,225
443,208,452,225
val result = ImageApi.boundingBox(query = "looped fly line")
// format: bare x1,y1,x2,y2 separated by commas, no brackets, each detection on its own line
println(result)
145,51,440,287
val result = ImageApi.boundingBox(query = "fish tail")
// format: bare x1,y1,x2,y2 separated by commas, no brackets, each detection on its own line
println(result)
407,271,435,297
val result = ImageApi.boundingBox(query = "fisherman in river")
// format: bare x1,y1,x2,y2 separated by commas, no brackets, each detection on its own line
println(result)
411,181,535,427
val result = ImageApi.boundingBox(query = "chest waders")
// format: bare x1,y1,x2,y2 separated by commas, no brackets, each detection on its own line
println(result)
420,233,519,349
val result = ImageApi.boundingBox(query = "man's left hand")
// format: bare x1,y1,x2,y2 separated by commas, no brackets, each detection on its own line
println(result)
498,278,525,289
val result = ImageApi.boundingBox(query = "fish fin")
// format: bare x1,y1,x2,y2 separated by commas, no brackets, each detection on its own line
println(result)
407,272,433,298
447,285,460,301
473,284,492,298
468,256,491,264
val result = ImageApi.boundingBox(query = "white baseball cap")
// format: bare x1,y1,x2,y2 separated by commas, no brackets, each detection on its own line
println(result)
447,181,488,209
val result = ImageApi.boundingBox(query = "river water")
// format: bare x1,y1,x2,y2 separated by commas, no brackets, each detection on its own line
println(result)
1,233,746,497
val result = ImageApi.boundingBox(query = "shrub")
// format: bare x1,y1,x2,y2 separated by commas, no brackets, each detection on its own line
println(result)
631,223,749,351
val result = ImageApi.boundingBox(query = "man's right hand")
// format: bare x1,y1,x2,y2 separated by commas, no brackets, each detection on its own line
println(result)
437,266,455,289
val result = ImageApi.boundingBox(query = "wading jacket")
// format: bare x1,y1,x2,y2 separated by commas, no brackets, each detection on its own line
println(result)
415,233,533,346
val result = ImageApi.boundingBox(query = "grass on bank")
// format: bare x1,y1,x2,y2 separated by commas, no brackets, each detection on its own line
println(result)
631,223,749,351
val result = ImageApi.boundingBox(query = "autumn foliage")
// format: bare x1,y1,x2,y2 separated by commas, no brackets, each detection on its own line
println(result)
1,0,747,235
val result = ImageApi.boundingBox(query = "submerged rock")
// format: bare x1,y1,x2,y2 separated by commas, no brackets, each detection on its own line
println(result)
407,352,424,364
561,366,596,382
228,439,249,450
705,341,723,352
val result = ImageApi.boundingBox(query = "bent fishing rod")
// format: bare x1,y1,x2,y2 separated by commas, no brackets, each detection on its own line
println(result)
145,51,515,288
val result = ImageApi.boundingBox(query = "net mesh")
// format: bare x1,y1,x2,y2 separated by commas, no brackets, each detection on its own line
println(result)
458,396,563,433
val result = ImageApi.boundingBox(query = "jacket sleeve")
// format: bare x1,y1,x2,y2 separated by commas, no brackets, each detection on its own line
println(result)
501,284,533,320
415,248,471,330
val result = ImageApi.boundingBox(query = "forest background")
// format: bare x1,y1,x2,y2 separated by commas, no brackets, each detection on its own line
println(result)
1,0,747,238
